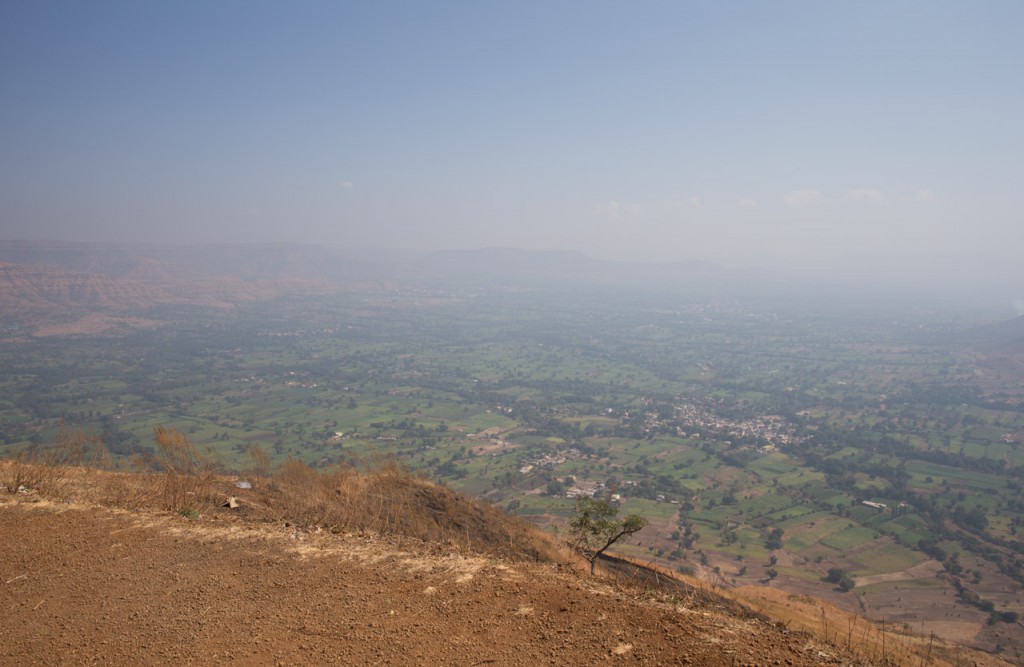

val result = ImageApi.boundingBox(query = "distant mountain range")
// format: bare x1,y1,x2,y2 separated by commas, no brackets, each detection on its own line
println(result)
0,239,1020,338
0,261,177,312
0,240,397,284
0,241,364,334
0,240,771,330
0,240,768,287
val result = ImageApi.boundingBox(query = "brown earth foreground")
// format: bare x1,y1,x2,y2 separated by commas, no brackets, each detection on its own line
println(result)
0,461,1012,667
1,499,854,667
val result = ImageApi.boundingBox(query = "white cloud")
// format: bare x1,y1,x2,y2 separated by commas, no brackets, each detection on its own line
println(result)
687,196,703,210
594,199,644,219
783,189,826,208
736,197,758,209
912,189,937,203
342,180,354,189
844,188,886,205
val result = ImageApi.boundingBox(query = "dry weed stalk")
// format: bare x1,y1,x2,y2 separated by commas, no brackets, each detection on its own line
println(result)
151,426,218,511
246,444,272,488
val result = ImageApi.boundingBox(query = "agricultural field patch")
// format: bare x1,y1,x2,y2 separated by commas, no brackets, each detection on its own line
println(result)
3,283,1024,657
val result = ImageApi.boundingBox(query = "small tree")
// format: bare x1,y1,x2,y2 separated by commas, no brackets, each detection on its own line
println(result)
570,497,647,575
824,567,855,591
824,567,846,584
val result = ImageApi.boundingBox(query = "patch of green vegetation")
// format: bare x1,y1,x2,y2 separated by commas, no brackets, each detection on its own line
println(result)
3,284,1023,613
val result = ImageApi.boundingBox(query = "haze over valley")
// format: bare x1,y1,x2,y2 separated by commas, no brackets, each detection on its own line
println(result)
3,2,1024,664
2,239,1024,662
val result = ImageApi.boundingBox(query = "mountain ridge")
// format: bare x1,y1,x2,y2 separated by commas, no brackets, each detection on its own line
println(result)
0,240,761,335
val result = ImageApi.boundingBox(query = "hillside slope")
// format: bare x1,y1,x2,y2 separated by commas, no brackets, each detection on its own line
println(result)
1,497,864,667
2,449,1015,666
0,455,901,667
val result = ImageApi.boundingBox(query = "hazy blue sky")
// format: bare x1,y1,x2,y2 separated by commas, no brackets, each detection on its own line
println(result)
2,1,1021,267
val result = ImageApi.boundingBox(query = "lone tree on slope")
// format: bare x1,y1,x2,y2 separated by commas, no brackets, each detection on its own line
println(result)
570,497,647,575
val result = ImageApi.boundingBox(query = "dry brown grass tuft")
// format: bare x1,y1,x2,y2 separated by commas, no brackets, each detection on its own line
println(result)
259,458,557,561
148,426,219,512
246,444,272,487
2,426,107,498
730,585,984,667
2,427,558,562
590,554,997,667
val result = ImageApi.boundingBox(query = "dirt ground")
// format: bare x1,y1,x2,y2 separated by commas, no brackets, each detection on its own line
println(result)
1,497,872,667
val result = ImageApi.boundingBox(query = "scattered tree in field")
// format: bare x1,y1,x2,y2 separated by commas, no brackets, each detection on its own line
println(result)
824,566,856,591
824,567,846,584
570,497,647,575
993,610,1019,624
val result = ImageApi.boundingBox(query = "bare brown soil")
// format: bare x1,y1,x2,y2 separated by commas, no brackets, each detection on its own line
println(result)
0,495,871,667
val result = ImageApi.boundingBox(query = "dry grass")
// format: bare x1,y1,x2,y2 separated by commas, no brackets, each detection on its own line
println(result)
2,426,107,499
730,585,1005,667
261,457,558,561
592,551,1005,667
143,426,220,512
246,444,272,486
1,427,558,563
